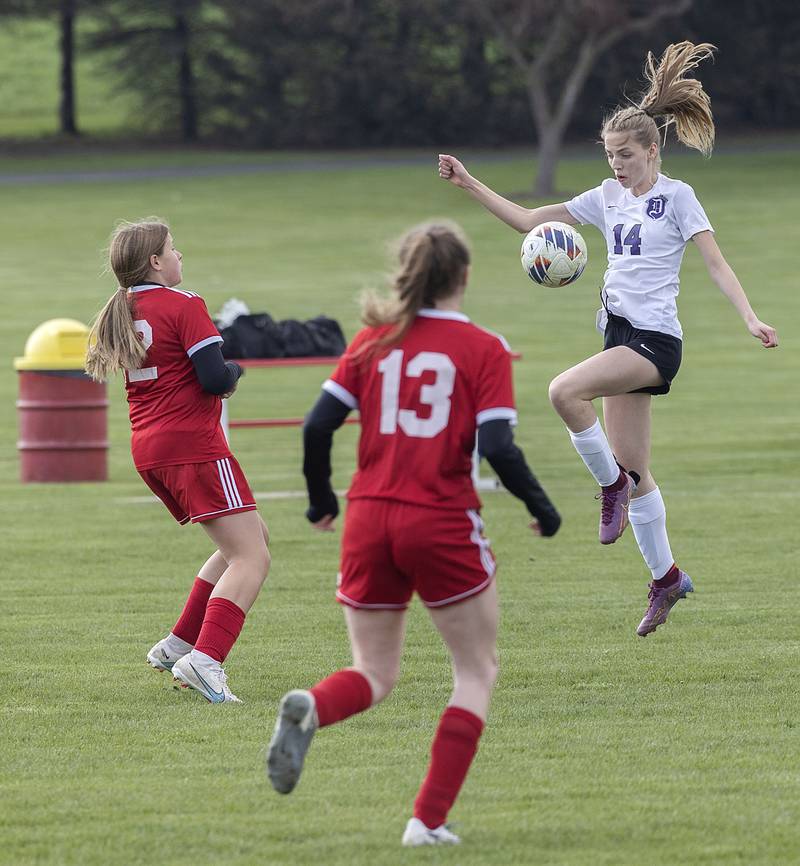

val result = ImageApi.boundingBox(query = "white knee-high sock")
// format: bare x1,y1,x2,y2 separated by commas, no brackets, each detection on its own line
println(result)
628,487,674,580
568,419,619,487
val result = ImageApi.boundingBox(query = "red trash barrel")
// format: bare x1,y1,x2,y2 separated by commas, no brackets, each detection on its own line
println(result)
15,319,109,483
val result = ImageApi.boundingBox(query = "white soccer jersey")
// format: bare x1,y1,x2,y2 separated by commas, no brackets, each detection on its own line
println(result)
566,173,713,339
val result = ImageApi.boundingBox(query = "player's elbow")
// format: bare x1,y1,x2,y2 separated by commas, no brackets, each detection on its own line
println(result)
709,259,733,287
478,439,504,463
302,416,328,444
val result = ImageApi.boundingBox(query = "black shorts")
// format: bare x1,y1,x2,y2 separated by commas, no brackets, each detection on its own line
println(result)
603,313,682,395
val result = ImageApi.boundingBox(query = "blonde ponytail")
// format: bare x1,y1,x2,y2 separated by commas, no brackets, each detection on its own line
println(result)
85,218,170,381
85,287,146,381
602,41,716,163
641,41,716,156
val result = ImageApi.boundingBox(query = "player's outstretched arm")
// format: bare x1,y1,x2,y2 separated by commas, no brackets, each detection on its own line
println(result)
437,153,577,234
477,419,561,537
693,231,778,348
302,390,351,531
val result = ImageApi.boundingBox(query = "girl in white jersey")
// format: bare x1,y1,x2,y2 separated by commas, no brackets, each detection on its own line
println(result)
438,42,778,636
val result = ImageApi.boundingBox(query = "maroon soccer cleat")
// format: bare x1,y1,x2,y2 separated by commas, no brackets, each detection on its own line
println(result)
637,571,694,637
597,472,633,544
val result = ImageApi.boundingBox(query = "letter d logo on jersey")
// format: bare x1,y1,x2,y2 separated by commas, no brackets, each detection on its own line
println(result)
646,195,668,220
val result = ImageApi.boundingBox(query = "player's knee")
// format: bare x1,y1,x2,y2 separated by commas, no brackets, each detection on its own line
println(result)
548,374,573,413
244,542,270,582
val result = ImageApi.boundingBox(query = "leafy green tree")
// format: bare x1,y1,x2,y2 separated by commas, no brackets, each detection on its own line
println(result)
58,0,77,134
1,0,83,135
205,0,523,146
26,0,796,149
86,0,211,141
685,0,800,129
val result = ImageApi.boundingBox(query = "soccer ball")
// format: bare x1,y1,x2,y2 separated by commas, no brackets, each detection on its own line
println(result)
520,221,587,287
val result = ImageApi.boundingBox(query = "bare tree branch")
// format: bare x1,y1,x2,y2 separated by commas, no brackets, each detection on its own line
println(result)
464,0,695,195
466,0,529,73
530,5,574,78
594,0,693,55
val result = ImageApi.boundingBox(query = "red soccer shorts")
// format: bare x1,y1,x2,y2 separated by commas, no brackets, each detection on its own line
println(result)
138,456,257,524
336,498,496,610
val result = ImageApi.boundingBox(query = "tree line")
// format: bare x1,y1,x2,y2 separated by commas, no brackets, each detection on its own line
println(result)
3,0,799,193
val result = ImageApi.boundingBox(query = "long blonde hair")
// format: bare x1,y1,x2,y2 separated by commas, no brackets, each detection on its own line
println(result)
85,219,170,381
602,41,716,167
359,221,470,357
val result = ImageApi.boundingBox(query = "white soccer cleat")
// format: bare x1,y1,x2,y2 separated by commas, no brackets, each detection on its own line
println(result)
171,652,242,703
401,817,461,847
146,637,189,673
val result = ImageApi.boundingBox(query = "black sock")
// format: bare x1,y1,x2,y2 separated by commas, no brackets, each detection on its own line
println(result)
613,460,640,488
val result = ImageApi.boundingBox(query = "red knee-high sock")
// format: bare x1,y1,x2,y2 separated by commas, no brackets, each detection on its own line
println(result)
171,577,214,645
310,669,373,727
193,597,245,663
413,706,485,829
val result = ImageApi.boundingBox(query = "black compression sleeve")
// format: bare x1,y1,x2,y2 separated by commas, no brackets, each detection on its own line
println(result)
303,390,351,523
191,343,243,395
477,419,561,536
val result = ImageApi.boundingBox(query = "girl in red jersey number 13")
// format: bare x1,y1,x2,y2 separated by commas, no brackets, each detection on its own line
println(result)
86,219,271,703
265,221,560,847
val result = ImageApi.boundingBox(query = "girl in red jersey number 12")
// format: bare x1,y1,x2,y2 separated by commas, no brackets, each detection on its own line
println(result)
265,221,561,847
439,42,778,637
86,219,271,703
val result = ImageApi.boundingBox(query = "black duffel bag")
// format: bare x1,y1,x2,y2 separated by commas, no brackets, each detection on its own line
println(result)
219,313,284,359
219,313,346,359
282,315,346,357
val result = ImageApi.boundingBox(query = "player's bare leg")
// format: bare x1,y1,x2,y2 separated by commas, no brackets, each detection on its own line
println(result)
428,581,499,721
549,347,662,542
549,346,663,434
401,582,499,846
343,607,407,704
602,392,654,495
201,511,271,612
268,609,406,793
171,511,270,702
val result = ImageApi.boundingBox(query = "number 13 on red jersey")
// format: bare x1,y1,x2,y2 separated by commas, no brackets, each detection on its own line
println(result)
377,349,456,438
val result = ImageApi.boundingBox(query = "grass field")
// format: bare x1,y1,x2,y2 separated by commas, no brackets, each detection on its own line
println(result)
1,144,799,866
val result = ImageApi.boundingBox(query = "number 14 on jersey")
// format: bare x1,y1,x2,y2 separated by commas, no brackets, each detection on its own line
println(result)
612,223,642,256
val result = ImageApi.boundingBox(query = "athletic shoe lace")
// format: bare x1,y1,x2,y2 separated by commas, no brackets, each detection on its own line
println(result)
595,489,619,525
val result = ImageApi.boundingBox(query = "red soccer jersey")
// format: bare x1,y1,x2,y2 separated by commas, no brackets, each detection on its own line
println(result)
325,309,517,510
124,284,231,470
